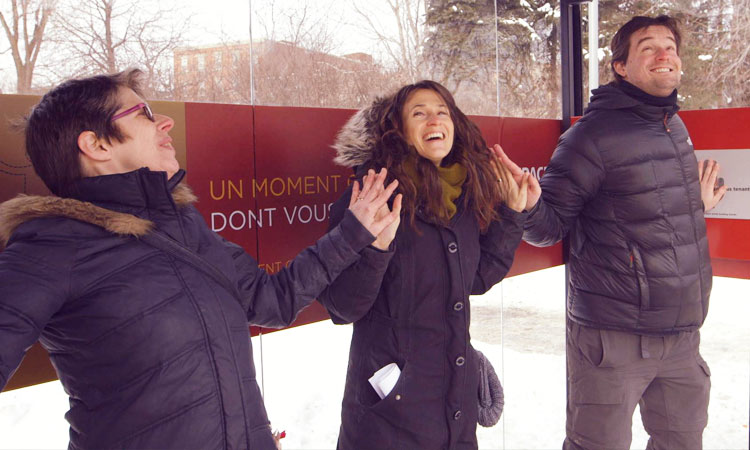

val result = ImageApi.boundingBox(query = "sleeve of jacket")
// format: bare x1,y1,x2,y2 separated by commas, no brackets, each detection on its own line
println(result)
523,126,605,247
225,206,378,329
0,239,69,391
317,189,394,324
471,204,526,295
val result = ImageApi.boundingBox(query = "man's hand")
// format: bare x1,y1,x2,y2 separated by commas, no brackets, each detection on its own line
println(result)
348,169,401,244
698,159,727,212
490,144,541,211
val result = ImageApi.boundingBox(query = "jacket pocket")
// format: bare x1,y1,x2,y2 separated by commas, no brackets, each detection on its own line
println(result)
627,242,650,310
368,362,407,412
357,358,406,407
570,321,605,367
356,362,409,448
696,354,711,377
569,326,624,406
571,370,625,405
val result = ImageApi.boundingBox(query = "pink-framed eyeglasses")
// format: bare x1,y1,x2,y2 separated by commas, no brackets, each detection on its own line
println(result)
111,103,155,122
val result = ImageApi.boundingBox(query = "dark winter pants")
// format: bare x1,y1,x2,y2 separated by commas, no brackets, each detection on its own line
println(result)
564,320,711,450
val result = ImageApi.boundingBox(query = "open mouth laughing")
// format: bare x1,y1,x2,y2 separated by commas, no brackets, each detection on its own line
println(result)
424,132,445,142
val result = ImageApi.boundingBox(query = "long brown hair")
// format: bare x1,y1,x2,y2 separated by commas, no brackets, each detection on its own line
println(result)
366,80,503,231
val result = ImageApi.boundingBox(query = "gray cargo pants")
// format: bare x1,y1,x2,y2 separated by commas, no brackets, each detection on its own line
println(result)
563,320,711,450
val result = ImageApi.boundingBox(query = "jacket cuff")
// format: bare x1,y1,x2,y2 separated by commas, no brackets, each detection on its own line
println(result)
362,243,395,261
499,203,527,225
337,209,376,253
526,200,541,217
523,199,545,229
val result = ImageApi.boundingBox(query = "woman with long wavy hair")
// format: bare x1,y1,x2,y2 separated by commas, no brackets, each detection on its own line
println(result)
320,80,530,449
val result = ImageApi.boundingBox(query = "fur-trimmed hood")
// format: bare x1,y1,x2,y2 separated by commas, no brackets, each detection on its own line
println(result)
333,96,391,168
0,183,197,249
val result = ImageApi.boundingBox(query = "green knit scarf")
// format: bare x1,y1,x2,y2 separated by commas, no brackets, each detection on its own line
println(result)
403,157,467,220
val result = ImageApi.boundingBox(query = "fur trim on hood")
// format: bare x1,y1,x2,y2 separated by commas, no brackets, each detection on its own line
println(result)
0,183,197,249
172,183,198,205
333,96,391,168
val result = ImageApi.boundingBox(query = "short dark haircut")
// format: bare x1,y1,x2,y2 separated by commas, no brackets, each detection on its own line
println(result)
610,15,682,83
23,69,145,197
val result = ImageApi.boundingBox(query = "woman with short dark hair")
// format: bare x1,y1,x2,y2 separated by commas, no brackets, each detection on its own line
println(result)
0,69,401,449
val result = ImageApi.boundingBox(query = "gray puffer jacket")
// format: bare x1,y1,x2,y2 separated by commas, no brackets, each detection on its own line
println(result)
524,83,711,335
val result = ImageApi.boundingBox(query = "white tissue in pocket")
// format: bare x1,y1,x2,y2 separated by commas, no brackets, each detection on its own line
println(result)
368,362,401,399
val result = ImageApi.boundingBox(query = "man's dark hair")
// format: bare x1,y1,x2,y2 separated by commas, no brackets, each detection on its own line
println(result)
610,15,682,83
23,69,145,197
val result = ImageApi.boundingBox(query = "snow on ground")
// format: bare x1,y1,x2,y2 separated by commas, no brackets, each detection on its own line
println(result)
1,267,748,449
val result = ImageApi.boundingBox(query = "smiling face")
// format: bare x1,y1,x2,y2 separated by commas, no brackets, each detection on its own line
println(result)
107,87,179,178
401,89,455,166
614,25,682,97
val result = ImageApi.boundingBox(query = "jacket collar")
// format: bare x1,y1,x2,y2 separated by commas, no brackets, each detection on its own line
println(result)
586,81,679,122
0,169,197,249
71,168,187,214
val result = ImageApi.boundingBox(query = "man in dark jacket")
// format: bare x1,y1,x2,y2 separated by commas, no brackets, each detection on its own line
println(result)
498,15,725,449
0,69,401,449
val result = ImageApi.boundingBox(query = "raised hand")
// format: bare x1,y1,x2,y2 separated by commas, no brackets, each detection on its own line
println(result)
490,152,528,212
348,168,401,242
371,193,402,250
491,144,541,211
698,159,726,212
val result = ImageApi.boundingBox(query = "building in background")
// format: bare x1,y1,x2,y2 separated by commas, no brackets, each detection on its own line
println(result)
174,40,387,108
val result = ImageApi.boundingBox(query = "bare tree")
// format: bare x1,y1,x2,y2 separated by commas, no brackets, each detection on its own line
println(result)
253,1,396,108
702,0,750,108
0,0,55,93
55,0,127,74
253,2,340,106
171,0,394,108
54,0,189,97
351,0,429,84
423,0,497,115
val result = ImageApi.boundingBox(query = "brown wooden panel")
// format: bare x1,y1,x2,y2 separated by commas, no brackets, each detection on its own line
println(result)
2,343,57,392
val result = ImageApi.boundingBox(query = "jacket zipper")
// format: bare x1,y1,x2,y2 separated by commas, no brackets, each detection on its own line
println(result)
627,242,650,310
664,112,705,323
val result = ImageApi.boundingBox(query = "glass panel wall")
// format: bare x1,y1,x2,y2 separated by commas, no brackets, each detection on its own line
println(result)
630,276,750,448
471,265,567,448
3,1,750,110
251,322,353,448
0,380,68,448
0,0,569,117
583,1,750,110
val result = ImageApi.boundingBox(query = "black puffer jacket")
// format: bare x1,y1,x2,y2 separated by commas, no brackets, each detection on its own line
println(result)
524,83,712,335
0,168,375,449
320,101,525,449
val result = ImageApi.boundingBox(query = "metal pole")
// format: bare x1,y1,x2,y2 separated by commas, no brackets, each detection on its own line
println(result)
248,0,255,105
494,0,501,117
559,4,589,445
560,0,589,131
587,0,599,102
